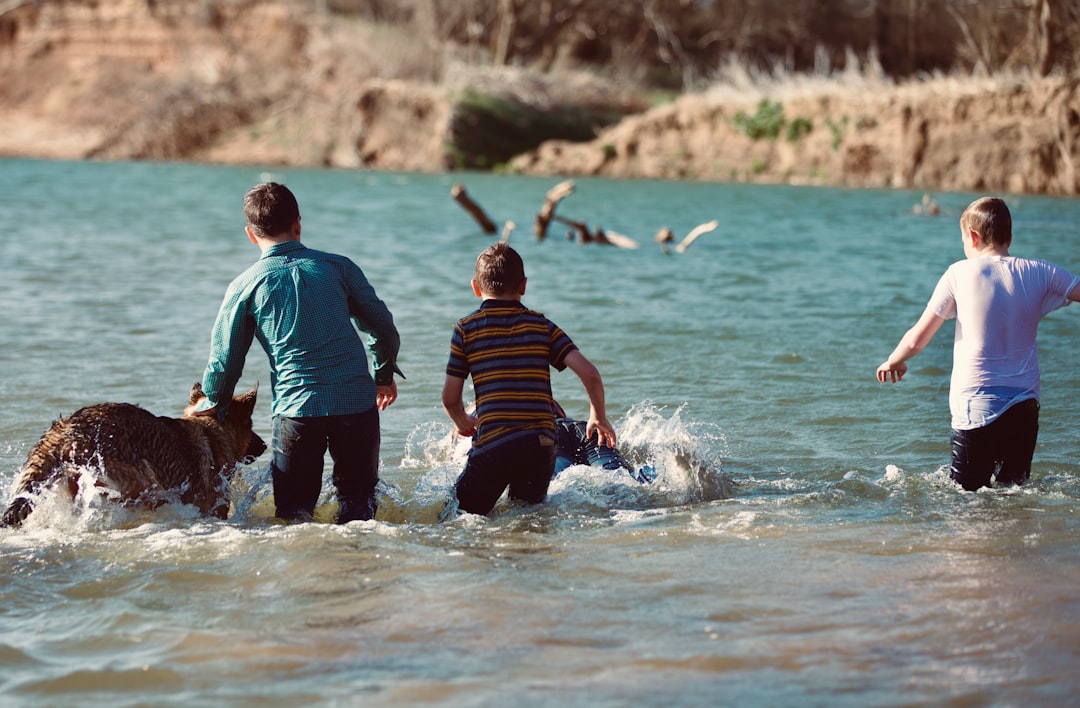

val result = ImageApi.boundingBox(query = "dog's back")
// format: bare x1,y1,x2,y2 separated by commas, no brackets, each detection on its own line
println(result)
2,384,264,528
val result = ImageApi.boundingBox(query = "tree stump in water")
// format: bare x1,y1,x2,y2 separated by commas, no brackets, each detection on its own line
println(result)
450,183,497,234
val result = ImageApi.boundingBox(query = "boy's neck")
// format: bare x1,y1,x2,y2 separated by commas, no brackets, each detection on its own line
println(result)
257,233,300,251
248,218,302,251
472,277,526,301
965,230,1009,259
971,244,1010,258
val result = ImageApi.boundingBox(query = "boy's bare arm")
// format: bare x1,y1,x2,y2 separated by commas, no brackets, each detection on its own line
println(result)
563,350,617,447
441,374,478,436
877,309,946,383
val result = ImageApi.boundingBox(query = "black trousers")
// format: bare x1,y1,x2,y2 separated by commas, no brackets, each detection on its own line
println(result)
455,433,557,515
270,407,380,523
949,398,1039,492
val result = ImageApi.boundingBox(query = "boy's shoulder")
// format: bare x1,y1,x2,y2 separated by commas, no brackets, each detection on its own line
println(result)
456,300,552,327
298,245,354,266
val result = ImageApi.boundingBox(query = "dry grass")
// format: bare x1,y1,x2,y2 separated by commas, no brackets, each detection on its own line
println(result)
703,47,1036,105
305,16,446,83
441,62,646,112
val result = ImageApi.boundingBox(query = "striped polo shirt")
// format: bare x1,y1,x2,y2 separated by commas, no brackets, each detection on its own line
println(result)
446,299,577,453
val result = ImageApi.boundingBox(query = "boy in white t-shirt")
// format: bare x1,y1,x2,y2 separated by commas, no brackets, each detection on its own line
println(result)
877,197,1080,491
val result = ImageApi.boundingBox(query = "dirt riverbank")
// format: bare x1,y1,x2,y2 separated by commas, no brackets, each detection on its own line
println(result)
1,0,1077,195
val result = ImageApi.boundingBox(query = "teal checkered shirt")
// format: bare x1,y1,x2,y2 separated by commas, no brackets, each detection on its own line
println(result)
199,240,400,417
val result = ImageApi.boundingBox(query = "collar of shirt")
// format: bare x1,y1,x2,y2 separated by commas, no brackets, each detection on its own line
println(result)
480,298,525,310
260,240,306,259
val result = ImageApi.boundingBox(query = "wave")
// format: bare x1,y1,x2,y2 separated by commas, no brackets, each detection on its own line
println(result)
387,400,733,523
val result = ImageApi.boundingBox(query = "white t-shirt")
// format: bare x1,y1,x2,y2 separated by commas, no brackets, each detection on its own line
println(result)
927,256,1079,430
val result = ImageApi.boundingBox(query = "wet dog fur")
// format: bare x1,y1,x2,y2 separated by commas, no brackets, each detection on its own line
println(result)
1,383,266,528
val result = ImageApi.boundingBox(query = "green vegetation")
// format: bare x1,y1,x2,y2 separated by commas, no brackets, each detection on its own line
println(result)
447,90,629,170
732,101,813,144
826,116,850,152
786,117,813,142
733,99,785,140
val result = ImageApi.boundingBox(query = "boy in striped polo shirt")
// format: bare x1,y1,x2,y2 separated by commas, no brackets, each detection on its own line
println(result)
442,242,616,515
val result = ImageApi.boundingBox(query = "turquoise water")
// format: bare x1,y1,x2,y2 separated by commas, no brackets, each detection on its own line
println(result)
2,157,1080,706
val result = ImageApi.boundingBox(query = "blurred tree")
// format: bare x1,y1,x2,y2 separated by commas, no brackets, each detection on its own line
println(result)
310,0,1080,85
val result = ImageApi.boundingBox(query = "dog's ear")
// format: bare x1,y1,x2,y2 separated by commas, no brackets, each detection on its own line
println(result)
234,383,258,410
189,382,205,405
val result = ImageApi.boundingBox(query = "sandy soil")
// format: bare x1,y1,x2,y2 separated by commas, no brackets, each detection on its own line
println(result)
1,0,1077,196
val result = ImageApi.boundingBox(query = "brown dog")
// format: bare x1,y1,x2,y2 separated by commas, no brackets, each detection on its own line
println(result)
1,383,266,528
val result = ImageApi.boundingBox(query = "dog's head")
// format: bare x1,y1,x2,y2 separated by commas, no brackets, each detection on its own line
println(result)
188,382,266,461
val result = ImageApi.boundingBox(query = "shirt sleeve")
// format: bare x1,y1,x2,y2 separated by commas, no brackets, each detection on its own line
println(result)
446,323,470,379
344,261,401,386
548,321,578,371
1040,261,1080,316
927,267,958,320
199,282,256,413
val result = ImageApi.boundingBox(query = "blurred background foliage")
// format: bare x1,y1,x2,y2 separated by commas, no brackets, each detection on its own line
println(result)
309,0,1080,89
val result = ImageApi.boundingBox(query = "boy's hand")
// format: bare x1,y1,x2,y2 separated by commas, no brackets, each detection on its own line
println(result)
185,404,217,418
587,417,617,448
454,414,479,438
376,382,398,410
876,360,907,383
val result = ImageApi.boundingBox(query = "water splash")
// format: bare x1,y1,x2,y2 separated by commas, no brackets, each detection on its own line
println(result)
226,461,277,522
401,421,462,469
394,401,733,520
1,461,204,534
615,400,733,504
3,402,733,532
0,454,274,535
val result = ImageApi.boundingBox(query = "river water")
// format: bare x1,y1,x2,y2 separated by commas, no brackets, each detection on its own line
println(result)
2,157,1079,706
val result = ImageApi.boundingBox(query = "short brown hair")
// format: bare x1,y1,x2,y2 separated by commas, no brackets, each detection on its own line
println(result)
474,242,525,297
961,197,1012,248
244,182,300,238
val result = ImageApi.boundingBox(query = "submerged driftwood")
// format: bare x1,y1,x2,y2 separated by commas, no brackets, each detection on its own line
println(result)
534,179,576,240
655,220,719,254
451,183,497,234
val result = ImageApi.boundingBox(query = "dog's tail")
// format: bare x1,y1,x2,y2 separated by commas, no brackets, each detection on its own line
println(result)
1,463,51,528
2,428,72,529
2,463,75,528
1,497,34,528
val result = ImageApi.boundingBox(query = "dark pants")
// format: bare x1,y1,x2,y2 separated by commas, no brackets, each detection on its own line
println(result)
950,398,1039,492
455,433,557,515
271,407,380,523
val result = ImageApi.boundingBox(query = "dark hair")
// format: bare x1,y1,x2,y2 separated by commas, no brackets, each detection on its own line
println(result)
961,197,1012,248
244,182,300,238
475,242,525,296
